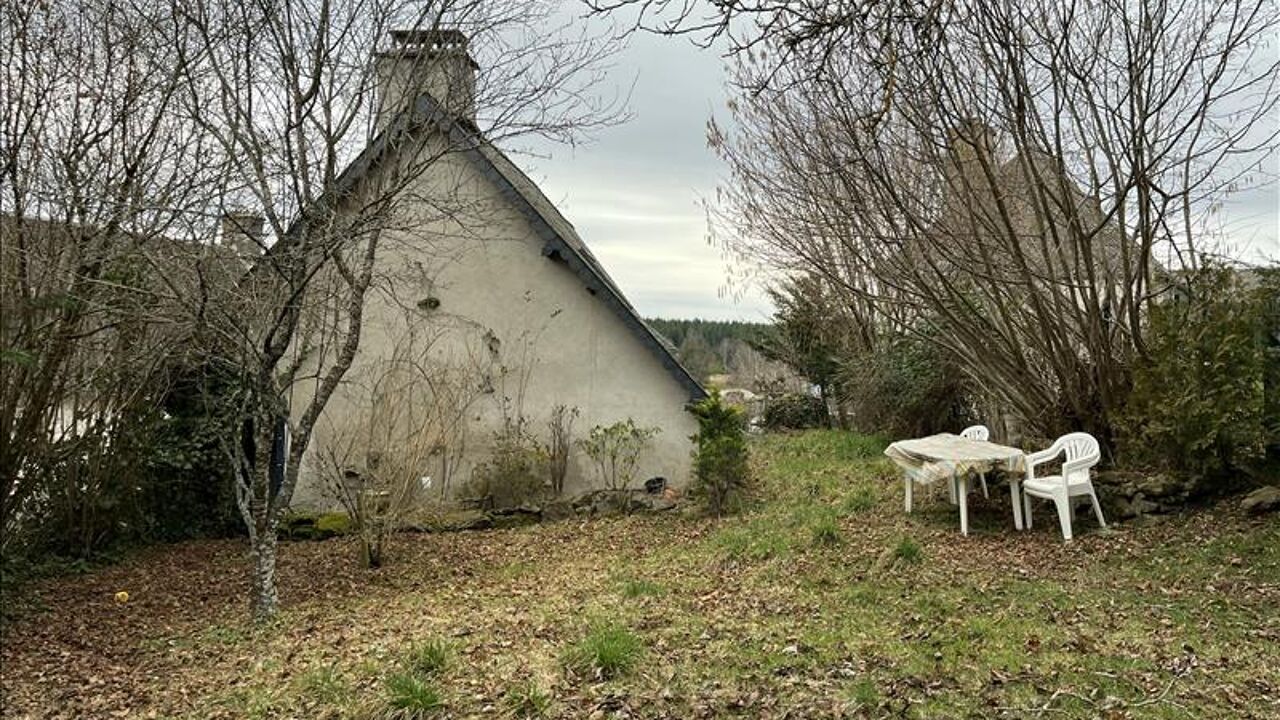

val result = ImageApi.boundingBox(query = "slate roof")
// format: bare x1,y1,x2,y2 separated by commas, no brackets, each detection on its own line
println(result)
897,135,1159,298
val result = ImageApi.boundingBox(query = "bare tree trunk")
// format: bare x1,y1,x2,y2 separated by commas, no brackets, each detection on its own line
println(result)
249,527,279,620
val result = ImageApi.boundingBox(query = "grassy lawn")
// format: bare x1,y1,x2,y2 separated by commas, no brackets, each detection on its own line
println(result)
2,430,1277,719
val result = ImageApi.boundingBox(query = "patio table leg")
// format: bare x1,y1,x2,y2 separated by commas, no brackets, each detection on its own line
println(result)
1010,478,1024,530
904,475,913,513
958,475,969,536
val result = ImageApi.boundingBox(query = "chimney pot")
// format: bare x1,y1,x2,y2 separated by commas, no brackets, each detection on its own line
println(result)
374,28,478,133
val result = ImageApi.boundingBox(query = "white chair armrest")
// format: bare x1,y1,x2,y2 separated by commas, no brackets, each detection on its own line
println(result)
1023,445,1062,482
1063,455,1099,476
1024,448,1054,466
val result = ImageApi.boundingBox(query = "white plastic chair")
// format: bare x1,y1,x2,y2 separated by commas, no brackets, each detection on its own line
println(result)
1020,432,1106,541
958,425,991,499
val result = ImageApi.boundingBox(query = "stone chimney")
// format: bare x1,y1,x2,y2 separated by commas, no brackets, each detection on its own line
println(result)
947,118,997,170
374,29,478,133
220,211,265,257
943,118,1000,212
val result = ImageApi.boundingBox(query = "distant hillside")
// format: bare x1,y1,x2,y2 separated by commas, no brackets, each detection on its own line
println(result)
645,318,770,349
645,317,780,387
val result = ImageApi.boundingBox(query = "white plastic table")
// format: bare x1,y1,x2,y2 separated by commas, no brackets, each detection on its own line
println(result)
884,433,1027,535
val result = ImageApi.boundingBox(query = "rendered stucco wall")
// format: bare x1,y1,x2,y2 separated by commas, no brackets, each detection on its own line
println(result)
290,137,698,509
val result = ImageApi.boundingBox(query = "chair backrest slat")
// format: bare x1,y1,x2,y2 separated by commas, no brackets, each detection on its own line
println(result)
1055,432,1100,483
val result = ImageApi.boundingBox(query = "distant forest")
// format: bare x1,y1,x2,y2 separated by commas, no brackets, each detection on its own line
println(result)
645,318,770,348
646,318,777,386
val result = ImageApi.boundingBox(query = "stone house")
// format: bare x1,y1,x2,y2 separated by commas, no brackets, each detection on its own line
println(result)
917,120,1156,447
277,30,705,509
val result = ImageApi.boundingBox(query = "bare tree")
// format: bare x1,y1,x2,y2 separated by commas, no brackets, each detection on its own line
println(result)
4,0,623,617
0,0,215,550
160,0,625,619
707,0,1279,445
583,0,940,98
317,320,489,568
546,404,580,496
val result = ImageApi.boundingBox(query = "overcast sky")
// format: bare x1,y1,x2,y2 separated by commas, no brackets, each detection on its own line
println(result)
514,19,1279,323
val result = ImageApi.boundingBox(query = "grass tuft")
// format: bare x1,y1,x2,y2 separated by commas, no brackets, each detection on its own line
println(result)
563,622,644,678
894,536,923,564
810,512,841,546
385,671,443,717
620,578,664,598
839,487,877,515
296,664,348,706
502,679,552,718
404,638,452,676
850,677,879,708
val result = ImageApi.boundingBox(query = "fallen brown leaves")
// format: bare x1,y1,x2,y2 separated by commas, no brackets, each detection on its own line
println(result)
1,451,1277,719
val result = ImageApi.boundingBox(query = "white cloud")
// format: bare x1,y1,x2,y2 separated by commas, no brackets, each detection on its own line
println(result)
509,19,1278,322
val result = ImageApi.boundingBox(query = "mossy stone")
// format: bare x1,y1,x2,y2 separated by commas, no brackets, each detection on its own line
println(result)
314,513,352,537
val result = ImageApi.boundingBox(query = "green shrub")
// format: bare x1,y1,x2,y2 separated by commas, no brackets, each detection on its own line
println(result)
563,622,644,678
1263,269,1280,473
756,275,844,425
404,638,452,676
314,512,353,536
689,390,751,516
761,392,828,430
576,419,660,491
135,367,245,543
1,280,247,573
462,433,548,510
385,671,443,717
839,328,971,438
1119,266,1275,481
503,679,551,718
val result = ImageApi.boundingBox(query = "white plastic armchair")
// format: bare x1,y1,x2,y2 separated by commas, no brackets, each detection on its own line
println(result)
958,425,991,498
1021,432,1106,540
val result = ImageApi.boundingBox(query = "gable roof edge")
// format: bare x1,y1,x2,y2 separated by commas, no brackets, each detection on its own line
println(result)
434,112,706,402
352,93,707,402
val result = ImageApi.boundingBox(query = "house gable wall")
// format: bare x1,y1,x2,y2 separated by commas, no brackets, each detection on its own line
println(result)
291,131,697,508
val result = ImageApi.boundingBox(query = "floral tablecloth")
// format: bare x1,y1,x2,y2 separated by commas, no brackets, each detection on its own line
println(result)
884,433,1025,485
